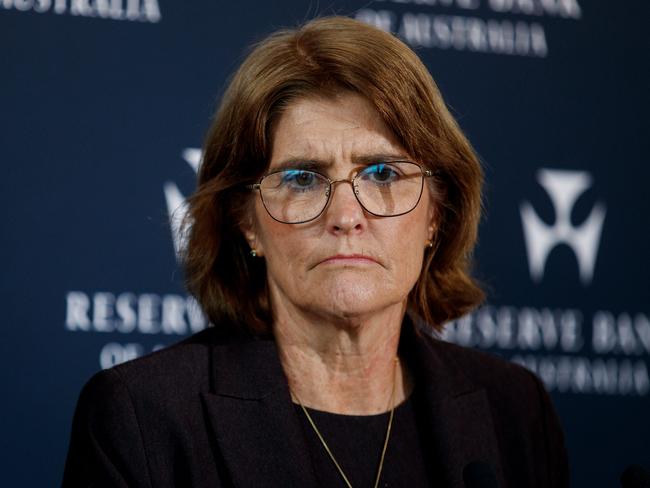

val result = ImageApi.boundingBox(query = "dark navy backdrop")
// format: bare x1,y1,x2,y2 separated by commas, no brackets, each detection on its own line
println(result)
1,1,648,486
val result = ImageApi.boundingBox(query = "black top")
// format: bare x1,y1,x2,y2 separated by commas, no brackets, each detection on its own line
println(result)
295,391,434,487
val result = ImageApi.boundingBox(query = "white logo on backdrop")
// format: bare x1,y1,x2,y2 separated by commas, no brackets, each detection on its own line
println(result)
520,168,606,284
64,148,204,369
163,148,201,257
0,0,162,22
356,0,582,58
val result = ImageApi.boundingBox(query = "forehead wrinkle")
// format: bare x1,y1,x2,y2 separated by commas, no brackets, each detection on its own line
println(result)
307,130,403,162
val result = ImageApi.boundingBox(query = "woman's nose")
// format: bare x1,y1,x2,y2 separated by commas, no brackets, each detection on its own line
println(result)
323,180,366,234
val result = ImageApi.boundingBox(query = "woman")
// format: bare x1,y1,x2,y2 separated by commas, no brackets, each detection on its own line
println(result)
63,16,569,488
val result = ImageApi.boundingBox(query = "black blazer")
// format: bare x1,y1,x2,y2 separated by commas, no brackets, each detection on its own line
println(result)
62,319,570,487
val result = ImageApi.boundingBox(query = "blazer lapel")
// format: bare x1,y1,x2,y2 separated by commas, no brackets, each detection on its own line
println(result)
403,321,506,487
200,338,319,488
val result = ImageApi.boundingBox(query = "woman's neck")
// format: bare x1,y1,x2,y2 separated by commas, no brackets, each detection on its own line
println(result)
272,300,412,415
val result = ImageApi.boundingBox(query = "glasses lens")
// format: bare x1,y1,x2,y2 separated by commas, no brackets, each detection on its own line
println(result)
355,162,424,216
259,169,330,223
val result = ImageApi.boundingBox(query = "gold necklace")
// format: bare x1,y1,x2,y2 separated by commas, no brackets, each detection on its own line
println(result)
295,357,398,488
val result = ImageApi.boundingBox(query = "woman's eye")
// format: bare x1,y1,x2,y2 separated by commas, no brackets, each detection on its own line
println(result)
281,170,317,189
364,164,399,183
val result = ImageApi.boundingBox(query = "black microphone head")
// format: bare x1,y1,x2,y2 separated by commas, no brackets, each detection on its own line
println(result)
621,465,650,488
463,460,499,488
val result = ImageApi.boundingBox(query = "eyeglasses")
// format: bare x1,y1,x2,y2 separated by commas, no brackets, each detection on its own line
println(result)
249,161,434,224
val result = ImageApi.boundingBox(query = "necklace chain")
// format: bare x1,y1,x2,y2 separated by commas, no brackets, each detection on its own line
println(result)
295,357,398,488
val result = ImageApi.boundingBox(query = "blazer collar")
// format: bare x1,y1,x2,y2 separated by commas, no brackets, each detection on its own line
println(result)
200,319,504,487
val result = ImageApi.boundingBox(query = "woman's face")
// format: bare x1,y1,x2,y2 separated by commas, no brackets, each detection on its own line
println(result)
244,93,435,323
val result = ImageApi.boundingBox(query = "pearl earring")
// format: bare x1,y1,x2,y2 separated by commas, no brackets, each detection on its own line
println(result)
250,249,257,257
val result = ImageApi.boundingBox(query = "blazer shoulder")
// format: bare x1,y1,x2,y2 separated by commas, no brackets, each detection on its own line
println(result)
64,327,236,487
424,333,546,399
86,326,227,400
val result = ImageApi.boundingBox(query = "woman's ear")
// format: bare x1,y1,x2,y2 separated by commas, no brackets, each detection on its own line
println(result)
425,171,446,250
240,214,264,257
427,199,438,242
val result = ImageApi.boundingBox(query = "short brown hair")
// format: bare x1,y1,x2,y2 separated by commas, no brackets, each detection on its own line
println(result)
183,16,484,334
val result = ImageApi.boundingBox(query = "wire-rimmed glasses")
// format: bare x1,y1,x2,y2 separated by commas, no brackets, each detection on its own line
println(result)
249,161,434,224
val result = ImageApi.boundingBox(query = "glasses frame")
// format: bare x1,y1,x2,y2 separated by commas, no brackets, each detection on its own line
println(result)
248,160,435,225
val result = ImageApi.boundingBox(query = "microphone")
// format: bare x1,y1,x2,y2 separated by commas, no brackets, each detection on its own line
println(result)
621,465,650,488
463,461,500,488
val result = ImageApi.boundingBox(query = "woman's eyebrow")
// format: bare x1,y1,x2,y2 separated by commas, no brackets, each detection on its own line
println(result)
353,153,410,164
271,158,332,171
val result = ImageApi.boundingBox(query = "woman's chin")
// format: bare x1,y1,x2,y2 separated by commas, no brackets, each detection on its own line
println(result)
304,280,405,321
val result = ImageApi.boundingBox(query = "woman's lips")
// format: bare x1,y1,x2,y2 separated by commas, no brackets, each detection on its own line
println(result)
319,254,379,265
